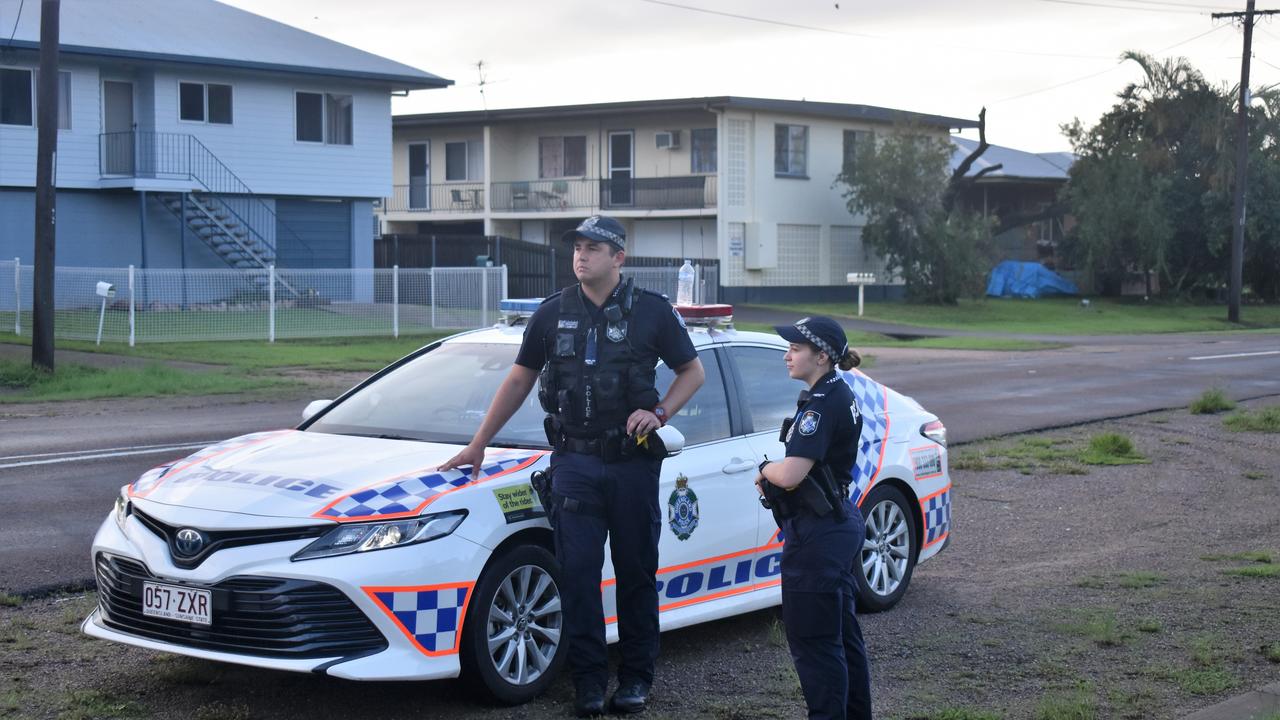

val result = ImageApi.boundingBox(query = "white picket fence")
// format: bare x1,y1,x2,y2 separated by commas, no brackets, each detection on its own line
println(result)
0,260,508,344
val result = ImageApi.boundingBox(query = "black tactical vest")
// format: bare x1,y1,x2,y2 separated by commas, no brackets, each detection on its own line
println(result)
537,279,661,438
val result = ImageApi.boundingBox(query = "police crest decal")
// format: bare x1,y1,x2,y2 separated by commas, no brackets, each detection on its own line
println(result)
667,474,699,541
798,410,821,436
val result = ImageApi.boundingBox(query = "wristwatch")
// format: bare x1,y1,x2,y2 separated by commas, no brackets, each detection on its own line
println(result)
653,406,668,426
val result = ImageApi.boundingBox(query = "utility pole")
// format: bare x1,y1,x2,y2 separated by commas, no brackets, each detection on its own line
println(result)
1212,2,1280,323
32,0,60,371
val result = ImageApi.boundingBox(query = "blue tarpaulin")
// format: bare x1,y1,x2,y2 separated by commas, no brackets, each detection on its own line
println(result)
985,261,1079,298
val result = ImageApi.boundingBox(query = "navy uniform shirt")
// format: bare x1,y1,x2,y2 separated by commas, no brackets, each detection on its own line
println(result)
784,370,862,488
514,281,697,376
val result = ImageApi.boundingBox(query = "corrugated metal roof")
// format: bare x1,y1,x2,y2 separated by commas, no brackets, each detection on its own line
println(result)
0,0,450,89
951,137,1074,182
395,96,978,130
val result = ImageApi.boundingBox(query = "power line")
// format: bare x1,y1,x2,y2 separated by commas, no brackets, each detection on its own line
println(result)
991,24,1232,104
4,0,26,49
636,0,1116,59
1037,0,1213,13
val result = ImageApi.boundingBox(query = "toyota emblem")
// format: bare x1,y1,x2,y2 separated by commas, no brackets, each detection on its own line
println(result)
174,528,206,557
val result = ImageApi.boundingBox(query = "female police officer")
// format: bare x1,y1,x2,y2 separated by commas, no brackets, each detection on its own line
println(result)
756,316,872,720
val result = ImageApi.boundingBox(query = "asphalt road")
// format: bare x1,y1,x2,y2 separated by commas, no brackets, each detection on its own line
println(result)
2,332,1277,594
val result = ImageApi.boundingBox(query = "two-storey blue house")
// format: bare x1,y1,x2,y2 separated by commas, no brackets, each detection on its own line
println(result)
0,0,449,277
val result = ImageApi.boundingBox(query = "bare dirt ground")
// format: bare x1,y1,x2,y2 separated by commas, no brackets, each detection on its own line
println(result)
2,399,1278,720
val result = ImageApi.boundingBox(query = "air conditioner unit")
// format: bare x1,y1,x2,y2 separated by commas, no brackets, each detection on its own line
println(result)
655,130,682,150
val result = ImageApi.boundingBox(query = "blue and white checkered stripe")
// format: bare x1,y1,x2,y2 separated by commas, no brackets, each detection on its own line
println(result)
370,586,470,654
924,489,952,545
317,452,540,521
838,370,889,504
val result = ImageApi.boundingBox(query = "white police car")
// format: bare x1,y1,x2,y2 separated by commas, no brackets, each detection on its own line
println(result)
82,302,950,703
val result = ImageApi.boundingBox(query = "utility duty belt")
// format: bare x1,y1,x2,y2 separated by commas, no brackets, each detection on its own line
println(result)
758,409,850,526
758,461,849,526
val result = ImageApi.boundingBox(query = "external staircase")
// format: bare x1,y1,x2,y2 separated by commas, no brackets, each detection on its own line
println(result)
100,131,313,297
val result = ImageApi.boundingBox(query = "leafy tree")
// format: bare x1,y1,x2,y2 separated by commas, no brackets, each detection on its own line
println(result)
1062,51,1280,301
837,124,993,304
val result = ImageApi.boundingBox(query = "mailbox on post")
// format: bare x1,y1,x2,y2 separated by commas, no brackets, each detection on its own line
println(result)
95,281,116,345
845,272,876,317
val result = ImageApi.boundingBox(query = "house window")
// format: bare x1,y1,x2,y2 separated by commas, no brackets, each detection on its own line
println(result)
295,91,352,145
691,128,716,173
445,142,468,181
843,130,871,177
0,69,71,128
0,68,34,126
179,82,232,124
538,136,587,178
774,124,808,178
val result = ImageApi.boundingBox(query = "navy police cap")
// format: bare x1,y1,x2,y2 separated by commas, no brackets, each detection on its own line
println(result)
561,215,626,251
775,316,849,361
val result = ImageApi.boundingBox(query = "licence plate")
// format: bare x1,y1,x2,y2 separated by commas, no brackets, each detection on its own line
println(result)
141,581,212,626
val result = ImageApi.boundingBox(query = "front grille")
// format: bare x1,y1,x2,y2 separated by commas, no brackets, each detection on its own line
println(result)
94,553,387,659
133,508,328,570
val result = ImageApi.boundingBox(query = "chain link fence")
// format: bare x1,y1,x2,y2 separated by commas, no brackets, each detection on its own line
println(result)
0,261,716,344
1,261,510,344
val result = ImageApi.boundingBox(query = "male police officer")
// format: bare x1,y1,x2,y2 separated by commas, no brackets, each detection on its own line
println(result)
441,215,704,717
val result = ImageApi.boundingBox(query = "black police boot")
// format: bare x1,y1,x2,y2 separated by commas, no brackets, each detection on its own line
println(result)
574,684,606,718
608,678,650,714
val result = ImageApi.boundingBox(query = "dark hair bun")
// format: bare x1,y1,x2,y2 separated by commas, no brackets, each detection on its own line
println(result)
838,349,861,370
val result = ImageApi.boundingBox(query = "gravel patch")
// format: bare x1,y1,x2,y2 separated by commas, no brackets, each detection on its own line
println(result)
2,400,1277,719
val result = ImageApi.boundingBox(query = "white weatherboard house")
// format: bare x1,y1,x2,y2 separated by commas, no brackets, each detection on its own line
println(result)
0,0,449,276
384,97,977,302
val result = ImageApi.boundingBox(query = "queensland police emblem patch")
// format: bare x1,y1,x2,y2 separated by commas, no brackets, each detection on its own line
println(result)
667,475,699,541
606,321,627,342
798,410,821,436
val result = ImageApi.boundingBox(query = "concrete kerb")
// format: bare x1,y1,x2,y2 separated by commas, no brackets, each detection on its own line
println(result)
1182,682,1280,720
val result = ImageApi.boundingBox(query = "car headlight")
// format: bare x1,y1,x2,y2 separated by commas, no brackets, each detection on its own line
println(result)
291,510,468,562
113,491,131,529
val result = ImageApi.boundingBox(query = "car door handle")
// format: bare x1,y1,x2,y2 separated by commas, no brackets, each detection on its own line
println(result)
721,458,756,474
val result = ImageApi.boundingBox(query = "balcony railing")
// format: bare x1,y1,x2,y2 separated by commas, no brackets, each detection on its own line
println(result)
490,179,599,212
383,183,486,213
600,175,717,210
380,176,718,214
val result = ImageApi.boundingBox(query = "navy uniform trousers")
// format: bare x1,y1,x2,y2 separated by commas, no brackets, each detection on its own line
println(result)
550,450,662,692
780,498,873,720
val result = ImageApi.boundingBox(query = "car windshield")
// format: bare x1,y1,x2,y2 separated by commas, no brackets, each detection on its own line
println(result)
305,342,551,448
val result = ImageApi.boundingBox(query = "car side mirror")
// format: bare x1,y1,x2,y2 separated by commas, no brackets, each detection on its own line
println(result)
655,424,684,458
302,399,333,422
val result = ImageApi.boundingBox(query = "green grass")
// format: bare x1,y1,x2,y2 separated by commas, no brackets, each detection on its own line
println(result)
1137,618,1163,633
58,689,143,720
1052,609,1131,647
0,592,21,607
913,710,1004,720
1117,571,1164,589
1200,550,1273,563
897,336,1066,351
1034,686,1097,720
1190,388,1236,415
732,322,1064,352
1173,667,1238,695
1264,643,1280,663
1,332,452,371
1079,432,1148,465
0,359,296,402
757,297,1280,335
1223,406,1280,433
1221,564,1280,578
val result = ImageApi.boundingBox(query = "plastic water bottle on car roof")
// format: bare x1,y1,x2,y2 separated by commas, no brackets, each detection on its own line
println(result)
677,259,695,305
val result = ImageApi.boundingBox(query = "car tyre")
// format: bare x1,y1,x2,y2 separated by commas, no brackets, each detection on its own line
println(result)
461,544,567,704
854,483,917,613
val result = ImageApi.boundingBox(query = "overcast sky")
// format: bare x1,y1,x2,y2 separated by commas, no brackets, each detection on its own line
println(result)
222,0,1280,152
